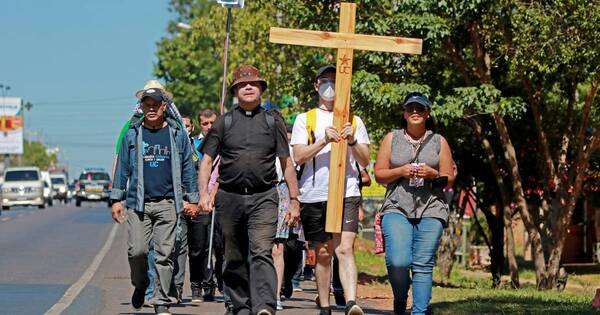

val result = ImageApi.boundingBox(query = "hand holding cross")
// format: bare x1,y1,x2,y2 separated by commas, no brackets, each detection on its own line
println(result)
270,3,422,233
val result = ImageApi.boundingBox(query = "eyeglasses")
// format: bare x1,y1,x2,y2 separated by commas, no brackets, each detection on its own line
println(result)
404,104,427,114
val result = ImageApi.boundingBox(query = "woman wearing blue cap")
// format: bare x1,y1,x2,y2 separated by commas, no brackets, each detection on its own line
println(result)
374,92,455,315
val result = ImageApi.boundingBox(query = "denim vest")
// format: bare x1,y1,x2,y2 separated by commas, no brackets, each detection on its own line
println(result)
110,116,199,213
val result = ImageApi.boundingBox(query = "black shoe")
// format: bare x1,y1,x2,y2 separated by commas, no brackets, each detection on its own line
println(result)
282,282,293,299
154,305,171,315
393,300,407,315
131,288,145,310
203,286,215,302
319,306,332,315
334,291,346,308
191,287,202,304
345,300,364,315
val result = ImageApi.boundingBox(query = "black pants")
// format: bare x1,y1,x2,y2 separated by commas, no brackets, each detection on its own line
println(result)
281,234,304,298
216,187,278,315
213,217,226,292
186,214,213,291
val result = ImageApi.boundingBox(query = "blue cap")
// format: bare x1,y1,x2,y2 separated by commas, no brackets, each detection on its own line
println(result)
315,65,336,81
402,92,431,108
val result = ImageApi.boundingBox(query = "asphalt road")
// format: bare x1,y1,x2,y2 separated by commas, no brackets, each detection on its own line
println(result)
0,202,385,315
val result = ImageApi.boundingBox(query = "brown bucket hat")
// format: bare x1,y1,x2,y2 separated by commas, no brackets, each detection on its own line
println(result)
229,64,268,94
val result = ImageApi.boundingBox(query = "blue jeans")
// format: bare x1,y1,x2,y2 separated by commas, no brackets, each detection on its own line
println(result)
382,213,444,315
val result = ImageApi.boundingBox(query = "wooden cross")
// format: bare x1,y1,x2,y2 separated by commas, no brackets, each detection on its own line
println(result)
270,2,422,233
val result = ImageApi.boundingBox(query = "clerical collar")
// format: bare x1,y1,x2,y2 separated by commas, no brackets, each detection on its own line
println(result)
236,104,261,116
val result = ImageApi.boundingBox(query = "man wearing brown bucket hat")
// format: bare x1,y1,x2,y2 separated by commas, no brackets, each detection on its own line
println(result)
198,65,300,315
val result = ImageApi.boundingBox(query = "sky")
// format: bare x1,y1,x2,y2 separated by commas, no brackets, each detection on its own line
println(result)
0,0,177,179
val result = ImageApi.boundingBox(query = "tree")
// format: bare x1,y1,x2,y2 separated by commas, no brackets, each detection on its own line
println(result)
508,0,600,288
155,0,600,289
10,141,58,170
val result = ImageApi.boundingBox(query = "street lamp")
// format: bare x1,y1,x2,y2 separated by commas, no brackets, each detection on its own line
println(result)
217,0,244,8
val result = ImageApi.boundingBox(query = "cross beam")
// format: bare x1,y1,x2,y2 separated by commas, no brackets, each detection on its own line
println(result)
270,3,422,233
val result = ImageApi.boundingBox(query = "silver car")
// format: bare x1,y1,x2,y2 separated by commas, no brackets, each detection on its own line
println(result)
1,167,45,210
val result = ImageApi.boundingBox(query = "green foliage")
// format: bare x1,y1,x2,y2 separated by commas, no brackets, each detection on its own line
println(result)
11,141,57,170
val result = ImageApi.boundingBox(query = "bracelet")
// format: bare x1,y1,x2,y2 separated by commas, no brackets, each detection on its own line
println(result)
348,139,357,146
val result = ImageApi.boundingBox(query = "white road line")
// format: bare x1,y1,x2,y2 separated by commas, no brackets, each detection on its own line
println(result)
44,223,120,315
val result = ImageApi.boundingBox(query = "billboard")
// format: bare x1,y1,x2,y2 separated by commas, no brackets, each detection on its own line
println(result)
0,97,23,154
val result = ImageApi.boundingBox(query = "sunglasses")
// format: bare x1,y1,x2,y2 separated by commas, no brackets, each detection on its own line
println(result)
404,104,427,113
318,78,335,84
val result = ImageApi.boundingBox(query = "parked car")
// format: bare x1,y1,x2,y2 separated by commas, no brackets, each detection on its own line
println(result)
75,168,111,207
50,173,69,203
1,167,45,210
41,171,54,207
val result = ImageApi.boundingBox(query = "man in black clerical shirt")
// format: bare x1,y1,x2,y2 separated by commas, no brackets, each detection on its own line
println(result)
198,65,300,315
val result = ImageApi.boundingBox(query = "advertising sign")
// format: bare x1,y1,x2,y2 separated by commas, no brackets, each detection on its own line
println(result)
0,97,23,154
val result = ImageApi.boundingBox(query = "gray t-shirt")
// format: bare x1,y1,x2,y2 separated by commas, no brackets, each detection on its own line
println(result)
380,129,449,223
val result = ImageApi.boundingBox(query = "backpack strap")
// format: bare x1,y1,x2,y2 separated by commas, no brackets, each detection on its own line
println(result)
306,108,317,145
224,111,233,132
265,110,276,133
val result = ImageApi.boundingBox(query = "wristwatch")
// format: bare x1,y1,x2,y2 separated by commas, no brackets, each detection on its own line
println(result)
348,139,357,146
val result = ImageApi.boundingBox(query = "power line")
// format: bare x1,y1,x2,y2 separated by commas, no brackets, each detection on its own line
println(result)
33,96,134,105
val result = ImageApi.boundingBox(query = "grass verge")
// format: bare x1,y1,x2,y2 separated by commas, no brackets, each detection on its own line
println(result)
354,237,598,314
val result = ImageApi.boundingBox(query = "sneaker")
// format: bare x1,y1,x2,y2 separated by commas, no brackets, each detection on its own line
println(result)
191,287,202,304
203,286,216,302
224,304,234,315
154,305,171,315
345,300,363,315
319,306,332,315
276,300,284,311
131,288,145,310
293,286,303,292
256,309,272,315
282,283,293,299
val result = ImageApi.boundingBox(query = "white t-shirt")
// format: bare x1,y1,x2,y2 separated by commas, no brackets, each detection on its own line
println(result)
290,108,370,203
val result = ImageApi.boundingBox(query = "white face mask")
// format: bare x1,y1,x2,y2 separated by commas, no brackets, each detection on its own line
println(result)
318,81,335,101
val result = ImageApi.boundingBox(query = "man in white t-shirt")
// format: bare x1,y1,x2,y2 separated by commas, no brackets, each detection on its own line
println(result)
290,65,370,315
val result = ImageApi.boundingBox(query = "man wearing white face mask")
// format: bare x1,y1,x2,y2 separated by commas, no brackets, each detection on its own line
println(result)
291,65,370,315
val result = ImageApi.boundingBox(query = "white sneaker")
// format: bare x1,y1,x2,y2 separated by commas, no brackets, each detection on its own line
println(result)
276,300,284,310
